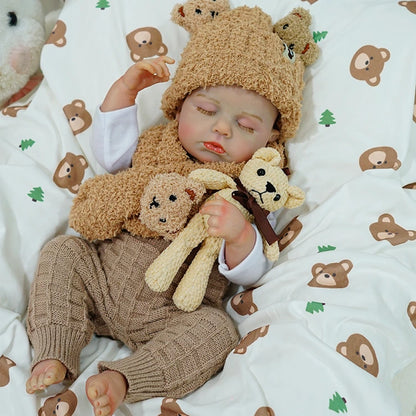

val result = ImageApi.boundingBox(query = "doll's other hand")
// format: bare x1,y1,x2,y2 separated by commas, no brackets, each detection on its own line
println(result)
199,195,254,244
122,56,175,93
200,195,256,269
100,56,175,112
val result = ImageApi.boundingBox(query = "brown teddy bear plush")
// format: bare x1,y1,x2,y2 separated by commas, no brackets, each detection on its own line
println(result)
139,172,206,240
171,0,231,34
145,147,305,312
273,7,319,67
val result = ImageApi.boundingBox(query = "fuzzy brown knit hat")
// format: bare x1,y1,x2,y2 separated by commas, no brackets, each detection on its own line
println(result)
162,6,308,142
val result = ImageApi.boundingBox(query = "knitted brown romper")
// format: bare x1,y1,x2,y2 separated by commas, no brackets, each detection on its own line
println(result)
26,232,239,403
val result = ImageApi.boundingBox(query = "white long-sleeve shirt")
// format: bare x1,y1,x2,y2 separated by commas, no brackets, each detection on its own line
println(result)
90,105,276,286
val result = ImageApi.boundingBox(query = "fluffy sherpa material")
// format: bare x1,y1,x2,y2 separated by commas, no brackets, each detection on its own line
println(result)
69,119,286,241
273,7,320,67
162,6,306,142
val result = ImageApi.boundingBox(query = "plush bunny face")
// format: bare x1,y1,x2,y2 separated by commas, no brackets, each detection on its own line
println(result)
0,0,45,107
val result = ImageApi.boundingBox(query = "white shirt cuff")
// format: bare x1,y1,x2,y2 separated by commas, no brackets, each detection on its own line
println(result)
90,105,139,173
218,225,272,286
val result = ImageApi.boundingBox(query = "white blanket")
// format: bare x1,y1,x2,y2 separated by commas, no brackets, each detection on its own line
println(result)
1,0,416,414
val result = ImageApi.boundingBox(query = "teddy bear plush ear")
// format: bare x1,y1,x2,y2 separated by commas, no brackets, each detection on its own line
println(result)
251,147,282,167
284,185,305,209
184,176,206,204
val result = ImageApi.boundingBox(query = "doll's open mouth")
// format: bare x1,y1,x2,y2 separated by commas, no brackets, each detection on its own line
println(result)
204,142,225,154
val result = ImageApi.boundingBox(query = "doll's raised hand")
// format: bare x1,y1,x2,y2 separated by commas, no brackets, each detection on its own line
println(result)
101,56,175,111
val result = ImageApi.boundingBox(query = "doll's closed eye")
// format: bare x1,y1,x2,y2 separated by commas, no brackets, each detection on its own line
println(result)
196,106,216,116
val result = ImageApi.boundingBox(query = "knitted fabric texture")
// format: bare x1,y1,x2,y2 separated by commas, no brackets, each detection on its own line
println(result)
162,6,306,142
27,233,238,402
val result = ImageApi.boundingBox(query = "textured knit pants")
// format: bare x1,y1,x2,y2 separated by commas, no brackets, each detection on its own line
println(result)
26,232,239,403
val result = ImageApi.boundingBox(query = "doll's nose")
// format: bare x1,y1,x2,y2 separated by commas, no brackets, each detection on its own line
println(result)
213,118,231,138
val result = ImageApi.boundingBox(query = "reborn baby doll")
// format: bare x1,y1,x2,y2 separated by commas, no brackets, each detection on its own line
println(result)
26,4,318,416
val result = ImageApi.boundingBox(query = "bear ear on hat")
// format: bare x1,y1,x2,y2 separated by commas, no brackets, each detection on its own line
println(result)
171,0,231,35
273,7,319,67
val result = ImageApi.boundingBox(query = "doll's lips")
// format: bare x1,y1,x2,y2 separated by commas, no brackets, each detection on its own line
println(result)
203,142,225,154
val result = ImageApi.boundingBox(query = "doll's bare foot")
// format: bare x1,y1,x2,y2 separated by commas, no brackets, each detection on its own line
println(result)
26,359,67,393
86,370,127,416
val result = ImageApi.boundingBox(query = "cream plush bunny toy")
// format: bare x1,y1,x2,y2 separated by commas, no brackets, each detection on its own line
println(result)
0,0,45,110
145,147,305,312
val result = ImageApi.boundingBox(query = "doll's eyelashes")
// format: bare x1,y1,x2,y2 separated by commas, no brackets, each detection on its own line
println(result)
8,12,18,27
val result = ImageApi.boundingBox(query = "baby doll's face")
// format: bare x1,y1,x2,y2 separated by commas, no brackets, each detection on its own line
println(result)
176,86,279,163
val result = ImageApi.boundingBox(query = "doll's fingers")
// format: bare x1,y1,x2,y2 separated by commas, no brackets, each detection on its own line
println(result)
152,62,171,78
138,61,160,76
206,220,222,237
145,56,175,77
162,55,175,63
158,55,175,66
155,56,175,76
200,202,223,217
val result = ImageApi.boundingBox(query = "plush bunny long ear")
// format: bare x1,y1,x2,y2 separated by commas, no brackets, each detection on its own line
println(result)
284,185,305,209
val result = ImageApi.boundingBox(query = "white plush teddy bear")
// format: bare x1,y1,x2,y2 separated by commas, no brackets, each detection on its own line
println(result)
0,0,45,109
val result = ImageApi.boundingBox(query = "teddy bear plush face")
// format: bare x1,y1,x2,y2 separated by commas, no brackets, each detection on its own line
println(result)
238,147,304,213
238,155,290,213
171,0,230,34
140,172,206,240
0,0,45,107
273,7,319,67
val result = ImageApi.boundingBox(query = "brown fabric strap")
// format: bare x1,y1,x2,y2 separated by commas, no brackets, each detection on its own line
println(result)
231,178,279,245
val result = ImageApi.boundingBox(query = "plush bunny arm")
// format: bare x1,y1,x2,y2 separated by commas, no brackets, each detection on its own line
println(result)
173,236,222,311
189,169,236,190
145,213,208,292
